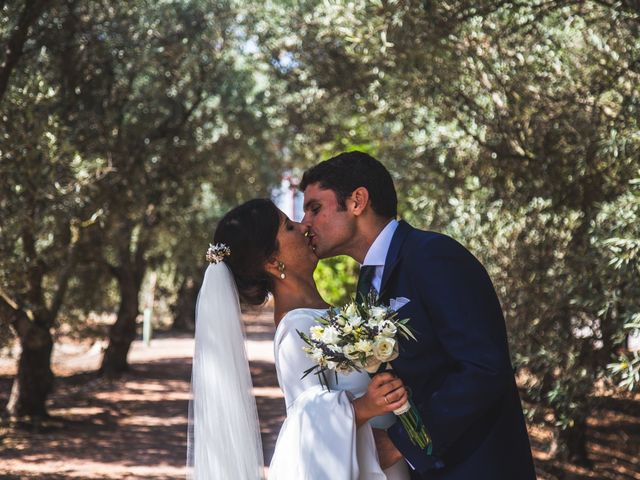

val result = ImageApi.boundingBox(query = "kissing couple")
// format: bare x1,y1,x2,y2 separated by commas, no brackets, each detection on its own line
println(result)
187,151,536,479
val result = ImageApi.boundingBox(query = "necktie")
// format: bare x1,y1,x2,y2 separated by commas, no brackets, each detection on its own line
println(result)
356,265,376,302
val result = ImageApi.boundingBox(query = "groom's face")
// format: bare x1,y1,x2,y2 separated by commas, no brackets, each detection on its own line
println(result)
301,182,356,259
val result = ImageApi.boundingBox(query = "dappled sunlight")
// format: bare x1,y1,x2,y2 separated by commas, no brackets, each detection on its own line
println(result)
94,390,189,402
120,415,188,427
3,306,637,479
253,386,284,398
49,406,106,417
0,309,287,478
1,459,187,479
1,345,192,478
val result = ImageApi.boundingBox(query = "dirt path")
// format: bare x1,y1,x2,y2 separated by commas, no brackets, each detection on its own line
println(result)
1,308,639,479
0,308,282,479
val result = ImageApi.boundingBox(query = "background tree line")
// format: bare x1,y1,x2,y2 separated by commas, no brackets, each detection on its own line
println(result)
1,0,638,468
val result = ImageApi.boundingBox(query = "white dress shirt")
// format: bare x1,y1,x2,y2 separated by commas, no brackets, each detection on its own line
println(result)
360,219,416,472
361,219,399,293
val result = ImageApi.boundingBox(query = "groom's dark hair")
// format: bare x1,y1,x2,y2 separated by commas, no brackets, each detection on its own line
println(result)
299,151,397,218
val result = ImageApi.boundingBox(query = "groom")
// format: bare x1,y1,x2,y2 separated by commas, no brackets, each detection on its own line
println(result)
300,151,536,479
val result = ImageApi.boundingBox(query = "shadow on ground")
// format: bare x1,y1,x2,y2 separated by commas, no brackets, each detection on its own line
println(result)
1,310,639,479
0,310,286,479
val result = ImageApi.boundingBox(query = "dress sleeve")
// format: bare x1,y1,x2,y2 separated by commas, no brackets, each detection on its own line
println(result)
275,310,327,408
270,310,401,480
268,385,387,480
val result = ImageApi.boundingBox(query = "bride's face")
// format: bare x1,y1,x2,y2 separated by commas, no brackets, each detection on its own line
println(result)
274,212,318,274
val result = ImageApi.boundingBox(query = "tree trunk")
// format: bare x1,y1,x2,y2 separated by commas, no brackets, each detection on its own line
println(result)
6,321,54,419
171,275,199,331
99,270,142,377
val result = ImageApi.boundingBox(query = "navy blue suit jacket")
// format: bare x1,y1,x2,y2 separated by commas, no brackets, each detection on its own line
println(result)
380,221,536,479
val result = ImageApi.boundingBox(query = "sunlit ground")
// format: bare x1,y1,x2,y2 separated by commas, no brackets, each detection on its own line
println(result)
1,308,639,479
0,309,284,479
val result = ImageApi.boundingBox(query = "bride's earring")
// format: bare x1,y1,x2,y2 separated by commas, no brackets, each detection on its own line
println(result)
277,261,286,280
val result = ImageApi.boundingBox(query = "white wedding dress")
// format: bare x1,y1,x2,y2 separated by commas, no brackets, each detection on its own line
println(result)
268,308,410,480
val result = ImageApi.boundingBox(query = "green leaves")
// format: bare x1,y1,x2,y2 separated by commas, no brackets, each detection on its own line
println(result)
608,351,640,392
253,0,640,459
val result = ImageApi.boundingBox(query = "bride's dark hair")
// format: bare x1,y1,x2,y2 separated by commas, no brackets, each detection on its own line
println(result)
213,198,281,305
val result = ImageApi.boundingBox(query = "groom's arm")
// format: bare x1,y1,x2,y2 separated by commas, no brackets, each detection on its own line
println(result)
372,428,404,469
388,235,515,471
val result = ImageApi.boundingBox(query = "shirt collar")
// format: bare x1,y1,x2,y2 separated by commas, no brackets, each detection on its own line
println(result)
361,219,399,267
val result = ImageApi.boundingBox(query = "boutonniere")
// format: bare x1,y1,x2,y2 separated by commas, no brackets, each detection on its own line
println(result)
389,297,410,311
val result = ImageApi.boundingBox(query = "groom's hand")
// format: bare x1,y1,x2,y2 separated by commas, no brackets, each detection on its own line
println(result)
373,428,404,469
353,373,408,427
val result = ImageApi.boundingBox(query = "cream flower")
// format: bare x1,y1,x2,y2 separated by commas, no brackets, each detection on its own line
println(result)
342,344,359,360
344,302,359,318
369,306,388,321
311,347,326,365
372,337,398,362
321,326,340,344
348,316,363,327
355,339,373,353
310,325,324,341
379,320,397,337
363,355,382,374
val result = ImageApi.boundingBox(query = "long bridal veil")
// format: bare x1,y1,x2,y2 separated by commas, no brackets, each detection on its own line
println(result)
187,262,264,479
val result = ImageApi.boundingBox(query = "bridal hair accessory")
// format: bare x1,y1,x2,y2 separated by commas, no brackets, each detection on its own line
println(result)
205,243,231,264
277,261,286,279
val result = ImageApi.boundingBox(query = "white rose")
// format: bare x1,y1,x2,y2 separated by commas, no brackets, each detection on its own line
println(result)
366,319,380,329
369,306,388,321
310,325,324,341
363,355,382,374
355,339,373,353
372,337,398,362
342,344,360,360
321,326,340,344
379,320,397,337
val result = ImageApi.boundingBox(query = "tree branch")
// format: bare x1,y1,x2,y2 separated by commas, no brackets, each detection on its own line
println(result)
0,287,32,338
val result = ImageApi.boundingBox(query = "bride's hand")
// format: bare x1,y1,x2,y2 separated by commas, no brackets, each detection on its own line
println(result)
352,372,408,427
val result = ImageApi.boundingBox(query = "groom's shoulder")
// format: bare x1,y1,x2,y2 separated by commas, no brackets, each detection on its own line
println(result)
403,224,470,258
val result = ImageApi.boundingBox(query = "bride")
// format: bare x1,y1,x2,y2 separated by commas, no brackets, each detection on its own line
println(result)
188,198,410,479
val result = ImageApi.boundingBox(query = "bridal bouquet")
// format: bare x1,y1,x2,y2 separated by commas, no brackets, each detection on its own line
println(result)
298,294,431,450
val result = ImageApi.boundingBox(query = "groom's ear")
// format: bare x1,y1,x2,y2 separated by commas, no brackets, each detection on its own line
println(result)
349,187,370,216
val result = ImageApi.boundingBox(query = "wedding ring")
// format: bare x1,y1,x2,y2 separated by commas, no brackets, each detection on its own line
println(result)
384,395,389,404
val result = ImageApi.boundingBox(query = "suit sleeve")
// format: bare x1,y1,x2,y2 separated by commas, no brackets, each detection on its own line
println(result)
388,236,514,470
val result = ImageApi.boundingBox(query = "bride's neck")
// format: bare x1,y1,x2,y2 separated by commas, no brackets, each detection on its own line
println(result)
272,277,329,325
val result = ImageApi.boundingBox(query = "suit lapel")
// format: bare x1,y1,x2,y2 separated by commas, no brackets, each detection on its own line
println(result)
379,220,413,299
